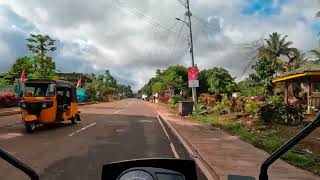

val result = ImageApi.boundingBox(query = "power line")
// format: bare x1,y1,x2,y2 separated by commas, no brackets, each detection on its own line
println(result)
192,15,219,32
177,0,187,8
171,17,187,54
114,0,173,32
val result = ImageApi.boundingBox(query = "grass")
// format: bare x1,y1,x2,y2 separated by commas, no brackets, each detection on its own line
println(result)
191,114,320,175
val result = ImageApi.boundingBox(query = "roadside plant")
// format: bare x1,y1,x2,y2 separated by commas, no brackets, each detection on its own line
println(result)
245,99,260,115
259,103,304,125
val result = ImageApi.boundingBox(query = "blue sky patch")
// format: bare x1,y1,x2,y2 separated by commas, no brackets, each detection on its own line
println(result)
241,0,288,16
311,22,320,36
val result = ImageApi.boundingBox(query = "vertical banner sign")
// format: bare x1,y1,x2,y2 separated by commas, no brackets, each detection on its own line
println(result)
188,67,199,87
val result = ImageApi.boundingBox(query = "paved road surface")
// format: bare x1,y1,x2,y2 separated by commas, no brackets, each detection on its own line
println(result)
0,99,206,180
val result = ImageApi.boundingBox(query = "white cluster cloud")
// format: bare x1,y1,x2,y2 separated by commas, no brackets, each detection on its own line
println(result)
0,0,319,91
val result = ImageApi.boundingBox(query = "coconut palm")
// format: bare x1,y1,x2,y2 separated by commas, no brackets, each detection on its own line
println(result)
311,49,320,59
262,32,297,62
278,50,307,73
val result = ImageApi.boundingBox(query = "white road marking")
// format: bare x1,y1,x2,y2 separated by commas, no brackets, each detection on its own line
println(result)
138,120,153,123
0,133,23,140
115,129,126,132
113,109,122,114
68,123,96,137
156,115,180,159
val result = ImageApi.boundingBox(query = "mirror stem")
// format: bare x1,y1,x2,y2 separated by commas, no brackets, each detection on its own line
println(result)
0,148,39,180
259,113,320,180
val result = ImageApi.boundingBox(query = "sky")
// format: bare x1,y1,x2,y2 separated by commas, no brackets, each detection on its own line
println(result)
0,0,319,91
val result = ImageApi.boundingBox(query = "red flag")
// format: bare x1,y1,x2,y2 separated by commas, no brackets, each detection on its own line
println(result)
76,78,81,88
20,70,25,83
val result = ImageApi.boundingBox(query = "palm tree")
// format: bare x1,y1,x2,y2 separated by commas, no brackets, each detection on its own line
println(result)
311,49,320,60
278,50,307,73
258,32,300,74
262,32,297,62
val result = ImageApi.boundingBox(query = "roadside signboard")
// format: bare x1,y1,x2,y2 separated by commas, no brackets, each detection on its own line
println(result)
188,67,199,87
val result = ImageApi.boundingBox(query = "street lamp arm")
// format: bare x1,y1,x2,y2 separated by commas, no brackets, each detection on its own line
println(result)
175,17,189,27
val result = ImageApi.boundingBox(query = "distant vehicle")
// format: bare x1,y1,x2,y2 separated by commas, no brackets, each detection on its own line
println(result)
142,94,148,101
20,79,81,133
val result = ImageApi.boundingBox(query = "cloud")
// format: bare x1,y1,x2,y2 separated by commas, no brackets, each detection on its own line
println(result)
0,0,319,91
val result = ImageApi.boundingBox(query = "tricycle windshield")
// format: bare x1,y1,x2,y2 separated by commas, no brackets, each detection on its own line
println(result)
24,83,55,97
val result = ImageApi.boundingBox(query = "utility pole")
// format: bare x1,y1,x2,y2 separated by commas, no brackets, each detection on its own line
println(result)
186,0,197,110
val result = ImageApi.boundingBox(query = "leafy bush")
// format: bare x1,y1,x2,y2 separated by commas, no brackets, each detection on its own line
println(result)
245,99,260,115
213,96,231,115
213,103,225,115
259,103,304,125
169,96,185,106
266,95,284,104
230,96,247,112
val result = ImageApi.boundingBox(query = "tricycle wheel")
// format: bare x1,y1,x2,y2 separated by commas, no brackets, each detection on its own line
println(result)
75,114,81,121
26,122,36,133
71,117,77,124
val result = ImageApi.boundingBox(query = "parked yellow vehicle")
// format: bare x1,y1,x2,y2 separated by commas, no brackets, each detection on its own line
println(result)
20,79,80,133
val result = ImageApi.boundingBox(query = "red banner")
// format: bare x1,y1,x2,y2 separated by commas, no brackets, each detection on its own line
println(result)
20,70,25,83
188,67,198,81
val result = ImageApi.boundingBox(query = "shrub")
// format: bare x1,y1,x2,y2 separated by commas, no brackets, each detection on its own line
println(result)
213,95,231,115
198,93,221,107
230,96,247,112
169,95,185,106
245,99,260,115
214,103,226,115
259,103,304,125
266,95,284,104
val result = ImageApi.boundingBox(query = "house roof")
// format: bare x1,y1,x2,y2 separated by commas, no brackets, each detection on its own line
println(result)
272,64,320,83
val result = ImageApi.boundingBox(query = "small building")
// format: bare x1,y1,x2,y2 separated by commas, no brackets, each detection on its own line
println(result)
272,65,320,114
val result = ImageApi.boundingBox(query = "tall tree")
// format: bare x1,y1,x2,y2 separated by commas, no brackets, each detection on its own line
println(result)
158,65,187,94
10,56,35,75
278,50,306,73
250,56,276,95
199,67,237,94
26,34,56,78
248,33,300,95
262,32,294,61
256,32,299,74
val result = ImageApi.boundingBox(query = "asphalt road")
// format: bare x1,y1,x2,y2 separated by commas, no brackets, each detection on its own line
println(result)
0,99,207,180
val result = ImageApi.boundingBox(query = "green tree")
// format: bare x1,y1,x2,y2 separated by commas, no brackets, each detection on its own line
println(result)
199,67,236,94
250,56,276,95
237,78,267,97
152,81,166,94
26,34,56,78
84,70,132,100
138,65,188,96
262,33,297,62
159,65,187,94
9,56,35,75
248,32,300,95
139,78,155,97
255,32,299,74
311,49,320,58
